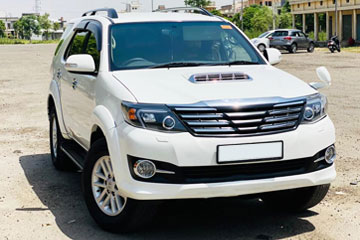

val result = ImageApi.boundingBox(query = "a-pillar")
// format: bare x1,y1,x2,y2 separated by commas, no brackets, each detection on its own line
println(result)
326,11,330,40
314,12,318,41
302,13,306,33
353,9,357,41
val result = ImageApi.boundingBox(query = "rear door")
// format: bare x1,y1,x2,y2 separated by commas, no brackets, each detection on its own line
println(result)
270,31,289,46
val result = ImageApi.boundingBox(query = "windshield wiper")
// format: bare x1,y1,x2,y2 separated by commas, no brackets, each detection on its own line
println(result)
150,62,209,69
212,60,259,66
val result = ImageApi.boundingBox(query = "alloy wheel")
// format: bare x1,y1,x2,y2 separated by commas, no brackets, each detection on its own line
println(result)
91,156,127,216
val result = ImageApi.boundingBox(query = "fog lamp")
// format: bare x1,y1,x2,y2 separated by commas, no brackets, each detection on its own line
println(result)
133,160,156,179
324,146,336,164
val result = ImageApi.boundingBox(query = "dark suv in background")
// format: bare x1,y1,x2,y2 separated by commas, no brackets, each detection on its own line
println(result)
269,29,315,54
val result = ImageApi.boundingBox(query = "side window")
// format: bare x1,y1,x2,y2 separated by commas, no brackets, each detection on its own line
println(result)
299,32,306,37
85,32,100,71
66,31,88,58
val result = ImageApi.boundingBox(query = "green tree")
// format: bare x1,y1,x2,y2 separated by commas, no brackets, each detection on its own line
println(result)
210,9,223,17
0,20,5,37
53,22,61,31
232,5,262,30
38,13,52,40
14,15,40,40
184,0,211,7
250,7,273,32
279,12,292,28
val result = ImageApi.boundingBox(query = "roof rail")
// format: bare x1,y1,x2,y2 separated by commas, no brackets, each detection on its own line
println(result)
82,8,118,19
155,7,213,16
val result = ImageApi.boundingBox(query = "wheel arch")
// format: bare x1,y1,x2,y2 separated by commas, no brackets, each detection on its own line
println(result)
48,80,68,138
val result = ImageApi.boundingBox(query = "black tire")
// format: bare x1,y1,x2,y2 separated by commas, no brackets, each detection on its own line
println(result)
337,47,341,52
257,44,266,52
261,184,330,212
307,42,315,53
49,108,76,171
330,47,335,53
289,43,297,53
82,138,158,233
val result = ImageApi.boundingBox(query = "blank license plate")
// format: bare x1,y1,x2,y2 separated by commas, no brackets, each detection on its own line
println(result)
217,141,283,163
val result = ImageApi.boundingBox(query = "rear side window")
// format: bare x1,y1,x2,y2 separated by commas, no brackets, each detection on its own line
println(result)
54,23,74,56
273,31,289,37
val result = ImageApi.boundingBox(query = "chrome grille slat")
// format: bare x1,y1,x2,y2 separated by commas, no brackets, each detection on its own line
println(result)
173,100,305,136
193,127,236,133
264,114,300,123
185,120,230,127
268,107,302,115
180,113,224,119
225,111,267,118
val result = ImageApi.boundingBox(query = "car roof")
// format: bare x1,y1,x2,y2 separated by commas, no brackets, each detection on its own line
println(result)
110,12,223,24
274,29,301,32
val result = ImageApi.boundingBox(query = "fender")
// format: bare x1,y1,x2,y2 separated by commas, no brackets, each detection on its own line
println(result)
92,105,125,183
49,79,69,139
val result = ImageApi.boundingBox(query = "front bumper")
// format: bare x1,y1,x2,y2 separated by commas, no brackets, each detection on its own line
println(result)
111,116,336,200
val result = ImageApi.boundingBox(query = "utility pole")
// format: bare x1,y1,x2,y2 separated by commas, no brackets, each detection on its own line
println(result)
34,0,41,14
335,0,338,36
240,0,244,30
151,0,154,11
272,0,276,30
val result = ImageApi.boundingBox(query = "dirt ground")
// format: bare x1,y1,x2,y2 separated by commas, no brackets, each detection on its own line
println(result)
0,44,359,240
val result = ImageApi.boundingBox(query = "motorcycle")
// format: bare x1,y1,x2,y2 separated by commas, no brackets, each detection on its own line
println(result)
328,36,341,53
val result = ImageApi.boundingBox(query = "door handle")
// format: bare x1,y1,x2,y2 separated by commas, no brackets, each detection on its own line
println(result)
56,69,62,79
72,78,78,90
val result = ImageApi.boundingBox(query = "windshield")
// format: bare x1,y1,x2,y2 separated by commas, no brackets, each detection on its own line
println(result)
109,21,265,70
258,31,270,38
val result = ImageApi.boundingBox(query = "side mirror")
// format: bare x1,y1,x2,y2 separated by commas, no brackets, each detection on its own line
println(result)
264,48,282,65
309,66,331,90
65,54,95,73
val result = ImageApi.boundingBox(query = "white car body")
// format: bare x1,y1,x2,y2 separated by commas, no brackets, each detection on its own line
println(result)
251,31,274,51
48,11,335,214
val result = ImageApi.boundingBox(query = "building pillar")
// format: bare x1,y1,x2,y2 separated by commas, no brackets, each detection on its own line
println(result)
339,10,343,41
326,11,330,40
314,12,318,41
302,13,306,32
292,14,296,28
353,9,357,41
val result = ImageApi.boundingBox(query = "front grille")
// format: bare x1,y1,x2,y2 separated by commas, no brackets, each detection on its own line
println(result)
172,100,305,137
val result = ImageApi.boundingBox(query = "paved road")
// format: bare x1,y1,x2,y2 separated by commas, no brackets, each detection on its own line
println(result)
0,45,359,240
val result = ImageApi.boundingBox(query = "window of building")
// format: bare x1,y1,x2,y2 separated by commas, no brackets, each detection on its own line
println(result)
320,1,323,5
346,0,349,3
308,2,311,7
298,4,300,7
260,1,263,5
333,0,335,4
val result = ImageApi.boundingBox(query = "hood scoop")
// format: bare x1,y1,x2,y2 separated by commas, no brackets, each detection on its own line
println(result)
189,72,252,83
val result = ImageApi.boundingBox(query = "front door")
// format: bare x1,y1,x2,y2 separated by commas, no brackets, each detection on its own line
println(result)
61,27,100,147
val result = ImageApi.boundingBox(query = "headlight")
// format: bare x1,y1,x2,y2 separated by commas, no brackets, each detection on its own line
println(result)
121,101,186,132
302,94,327,123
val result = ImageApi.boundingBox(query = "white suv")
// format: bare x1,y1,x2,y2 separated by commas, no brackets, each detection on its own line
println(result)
48,8,336,232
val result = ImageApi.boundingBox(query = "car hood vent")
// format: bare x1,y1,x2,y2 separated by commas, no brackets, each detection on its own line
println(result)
189,72,252,83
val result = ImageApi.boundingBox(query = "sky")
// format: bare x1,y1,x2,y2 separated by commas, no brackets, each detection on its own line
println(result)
0,0,234,21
